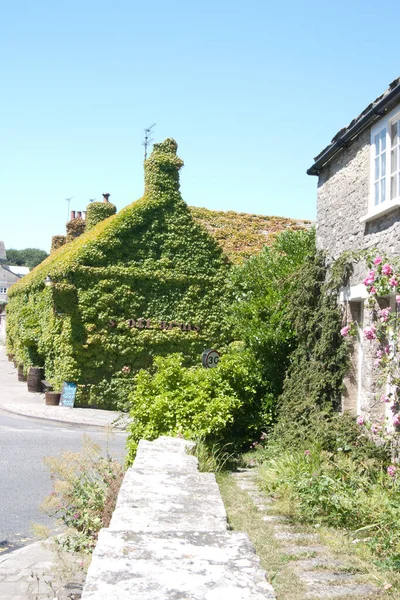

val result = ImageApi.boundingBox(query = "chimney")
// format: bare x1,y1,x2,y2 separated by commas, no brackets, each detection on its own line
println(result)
70,210,76,220
102,193,110,203
82,211,87,220
77,211,82,218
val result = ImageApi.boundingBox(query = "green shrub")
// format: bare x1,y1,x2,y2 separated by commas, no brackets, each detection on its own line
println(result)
126,344,271,464
66,217,86,242
227,228,315,398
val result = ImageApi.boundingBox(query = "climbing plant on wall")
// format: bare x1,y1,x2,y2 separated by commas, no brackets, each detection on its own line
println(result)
6,140,230,409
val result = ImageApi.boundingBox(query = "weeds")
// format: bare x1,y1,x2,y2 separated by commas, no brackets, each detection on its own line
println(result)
40,435,124,554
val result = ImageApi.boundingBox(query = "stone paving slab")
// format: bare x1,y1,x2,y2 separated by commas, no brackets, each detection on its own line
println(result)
82,530,276,600
110,469,227,532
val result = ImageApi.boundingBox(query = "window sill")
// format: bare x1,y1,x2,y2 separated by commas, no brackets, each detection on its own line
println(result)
360,199,400,224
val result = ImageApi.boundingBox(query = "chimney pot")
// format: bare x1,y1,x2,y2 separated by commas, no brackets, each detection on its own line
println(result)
77,211,82,218
102,193,110,203
70,210,76,220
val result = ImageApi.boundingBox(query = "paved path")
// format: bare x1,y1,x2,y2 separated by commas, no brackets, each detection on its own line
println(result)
231,469,379,600
0,346,128,429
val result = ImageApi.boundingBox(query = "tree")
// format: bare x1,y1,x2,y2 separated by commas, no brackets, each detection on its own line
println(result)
6,248,48,270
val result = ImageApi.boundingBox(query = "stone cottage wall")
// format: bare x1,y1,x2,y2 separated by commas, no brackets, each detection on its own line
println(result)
317,128,400,286
316,125,400,419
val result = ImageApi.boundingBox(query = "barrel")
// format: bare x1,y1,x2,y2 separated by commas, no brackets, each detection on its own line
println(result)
27,367,44,392
7,354,14,362
17,365,26,382
45,391,61,406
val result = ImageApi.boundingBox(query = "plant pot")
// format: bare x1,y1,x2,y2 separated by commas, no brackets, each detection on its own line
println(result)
18,365,26,382
7,353,14,362
13,360,17,368
45,392,61,406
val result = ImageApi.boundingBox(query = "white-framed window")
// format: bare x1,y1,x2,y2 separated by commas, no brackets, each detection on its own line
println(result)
0,287,7,294
365,106,400,221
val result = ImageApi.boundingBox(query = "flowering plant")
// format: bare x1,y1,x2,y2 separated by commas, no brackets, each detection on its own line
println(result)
343,253,400,468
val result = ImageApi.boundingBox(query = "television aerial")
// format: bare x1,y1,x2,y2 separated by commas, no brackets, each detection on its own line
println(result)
142,123,156,160
65,197,73,219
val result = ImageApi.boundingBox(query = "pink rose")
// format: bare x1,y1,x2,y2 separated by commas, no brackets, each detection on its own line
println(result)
369,286,377,295
340,325,351,337
382,264,393,276
387,465,397,477
363,270,376,286
393,414,400,427
390,276,398,287
373,256,383,266
363,326,376,340
380,307,392,322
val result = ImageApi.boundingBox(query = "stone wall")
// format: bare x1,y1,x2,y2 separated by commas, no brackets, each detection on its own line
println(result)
316,128,400,286
81,436,276,600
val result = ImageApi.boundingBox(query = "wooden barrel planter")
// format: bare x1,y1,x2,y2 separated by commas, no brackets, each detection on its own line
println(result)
7,354,14,362
17,365,26,382
27,367,44,392
45,392,61,406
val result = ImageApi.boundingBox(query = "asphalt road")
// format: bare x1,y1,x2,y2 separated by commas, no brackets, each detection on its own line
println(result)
0,411,127,549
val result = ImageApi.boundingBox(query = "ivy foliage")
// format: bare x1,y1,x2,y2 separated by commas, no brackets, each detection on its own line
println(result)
269,248,354,450
66,218,86,242
51,236,66,253
86,202,117,231
6,139,230,408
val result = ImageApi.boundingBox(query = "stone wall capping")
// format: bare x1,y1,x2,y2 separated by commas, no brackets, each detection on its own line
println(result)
81,436,276,599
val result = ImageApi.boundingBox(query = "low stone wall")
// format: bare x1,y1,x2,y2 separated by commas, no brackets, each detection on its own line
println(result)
81,436,276,599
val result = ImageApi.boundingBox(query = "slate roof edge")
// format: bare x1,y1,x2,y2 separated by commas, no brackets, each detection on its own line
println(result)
307,77,400,176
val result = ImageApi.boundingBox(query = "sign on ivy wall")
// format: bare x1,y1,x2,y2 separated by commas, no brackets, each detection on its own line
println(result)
109,318,201,332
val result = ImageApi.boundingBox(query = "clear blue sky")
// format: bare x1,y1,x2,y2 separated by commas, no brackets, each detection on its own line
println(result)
1,0,399,252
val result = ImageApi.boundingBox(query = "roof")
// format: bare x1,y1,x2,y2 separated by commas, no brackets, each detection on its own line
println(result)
307,77,400,176
5,265,30,276
190,207,312,264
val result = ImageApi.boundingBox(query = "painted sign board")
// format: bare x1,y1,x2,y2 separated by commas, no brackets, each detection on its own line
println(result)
60,381,77,408
202,349,220,368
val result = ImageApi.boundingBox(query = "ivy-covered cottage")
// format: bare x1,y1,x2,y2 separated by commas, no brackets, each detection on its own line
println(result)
308,77,400,420
7,139,309,409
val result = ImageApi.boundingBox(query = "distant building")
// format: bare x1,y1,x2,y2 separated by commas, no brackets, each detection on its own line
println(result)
0,243,30,342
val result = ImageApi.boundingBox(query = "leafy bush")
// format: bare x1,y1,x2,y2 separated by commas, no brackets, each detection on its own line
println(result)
41,436,124,554
126,344,271,464
228,228,315,398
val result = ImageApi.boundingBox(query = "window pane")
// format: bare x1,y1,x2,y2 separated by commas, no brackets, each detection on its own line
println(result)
392,148,398,174
375,182,380,205
382,153,386,177
381,178,386,202
391,175,398,200
391,122,399,146
381,129,387,151
375,157,380,180
375,133,380,155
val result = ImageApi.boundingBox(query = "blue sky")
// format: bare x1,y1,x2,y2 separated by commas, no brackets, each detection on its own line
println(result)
1,0,399,251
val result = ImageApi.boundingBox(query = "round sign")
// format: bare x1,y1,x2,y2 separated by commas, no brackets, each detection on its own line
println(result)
202,349,220,368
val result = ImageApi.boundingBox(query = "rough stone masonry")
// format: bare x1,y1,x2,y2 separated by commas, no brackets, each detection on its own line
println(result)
81,436,276,600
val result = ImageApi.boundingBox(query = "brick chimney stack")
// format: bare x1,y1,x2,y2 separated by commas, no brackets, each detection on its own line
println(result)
70,210,76,220
102,193,110,203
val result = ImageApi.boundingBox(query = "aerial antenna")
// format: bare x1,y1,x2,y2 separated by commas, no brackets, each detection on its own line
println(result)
142,123,156,160
89,198,96,203
65,196,73,219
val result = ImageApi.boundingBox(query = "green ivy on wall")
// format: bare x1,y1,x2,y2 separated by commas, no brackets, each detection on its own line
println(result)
6,139,230,409
86,202,117,231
